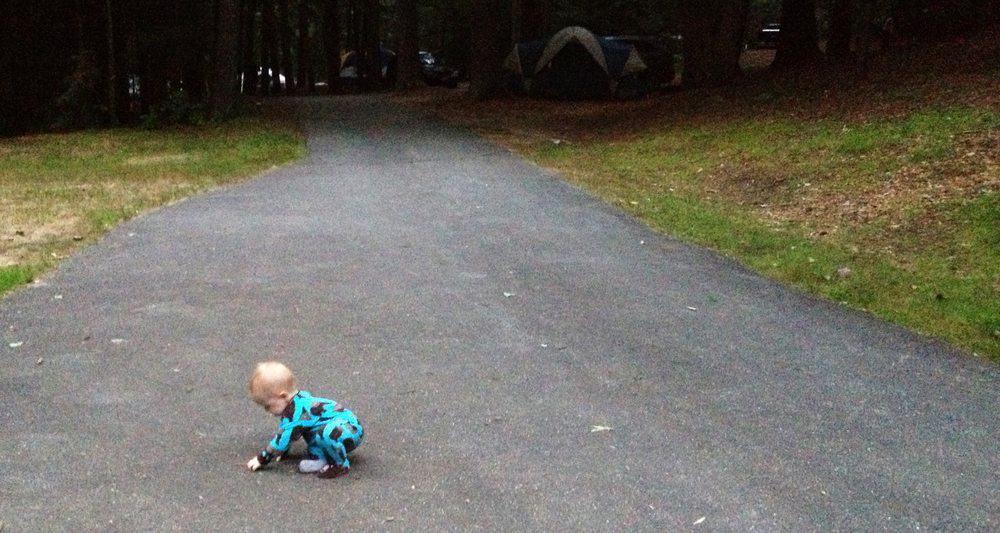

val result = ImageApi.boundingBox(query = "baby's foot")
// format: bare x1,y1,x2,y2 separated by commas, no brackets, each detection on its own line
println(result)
298,458,328,473
316,464,349,479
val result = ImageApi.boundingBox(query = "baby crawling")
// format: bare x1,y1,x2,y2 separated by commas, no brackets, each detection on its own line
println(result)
246,361,363,478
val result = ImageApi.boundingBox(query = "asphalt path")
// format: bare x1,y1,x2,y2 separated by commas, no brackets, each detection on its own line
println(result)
1,96,997,531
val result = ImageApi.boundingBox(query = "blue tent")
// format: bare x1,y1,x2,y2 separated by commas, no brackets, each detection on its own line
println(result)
503,27,648,99
340,46,397,80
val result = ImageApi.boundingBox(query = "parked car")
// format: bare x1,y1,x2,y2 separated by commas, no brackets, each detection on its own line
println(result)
756,23,781,49
419,51,460,88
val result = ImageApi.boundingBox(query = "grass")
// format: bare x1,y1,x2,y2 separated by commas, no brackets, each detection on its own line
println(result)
529,111,1000,360
400,33,1000,360
0,114,305,296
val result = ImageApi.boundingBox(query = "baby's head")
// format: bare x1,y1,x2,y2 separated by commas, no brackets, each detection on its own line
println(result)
248,361,298,416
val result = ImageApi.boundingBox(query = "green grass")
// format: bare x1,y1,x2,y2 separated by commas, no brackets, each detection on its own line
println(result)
1,115,305,297
526,105,1000,360
0,265,36,295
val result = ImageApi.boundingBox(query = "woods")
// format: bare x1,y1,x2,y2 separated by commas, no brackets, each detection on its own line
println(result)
2,0,998,134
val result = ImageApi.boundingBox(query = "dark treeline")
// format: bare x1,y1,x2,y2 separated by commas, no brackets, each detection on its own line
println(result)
2,0,997,135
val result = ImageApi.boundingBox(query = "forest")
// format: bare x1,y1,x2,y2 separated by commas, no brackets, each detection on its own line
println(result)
1,0,997,134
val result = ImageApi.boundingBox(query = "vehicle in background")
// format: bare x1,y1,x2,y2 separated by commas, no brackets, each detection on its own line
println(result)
755,23,781,49
419,51,460,88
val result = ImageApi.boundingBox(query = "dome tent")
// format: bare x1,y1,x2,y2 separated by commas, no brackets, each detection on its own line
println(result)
340,46,397,81
503,26,648,99
503,39,545,92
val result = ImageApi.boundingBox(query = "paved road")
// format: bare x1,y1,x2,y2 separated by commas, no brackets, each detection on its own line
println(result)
1,96,997,531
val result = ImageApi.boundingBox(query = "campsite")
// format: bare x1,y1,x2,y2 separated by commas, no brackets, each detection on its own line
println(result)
2,1,998,530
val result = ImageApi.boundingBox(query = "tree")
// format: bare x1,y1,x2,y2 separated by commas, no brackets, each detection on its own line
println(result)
679,0,750,87
359,0,381,90
210,0,242,117
395,0,420,90
277,0,295,92
241,0,260,94
468,0,505,99
774,0,821,67
826,0,853,61
1,5,29,134
297,0,315,92
104,0,119,125
182,1,214,102
511,0,524,44
261,0,280,93
523,0,552,41
322,0,341,93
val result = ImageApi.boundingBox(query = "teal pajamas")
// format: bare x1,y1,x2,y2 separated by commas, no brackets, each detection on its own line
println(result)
308,418,363,468
256,390,363,474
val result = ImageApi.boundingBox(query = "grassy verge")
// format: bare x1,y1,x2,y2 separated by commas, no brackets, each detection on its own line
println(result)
531,115,998,359
400,36,999,360
1,114,305,296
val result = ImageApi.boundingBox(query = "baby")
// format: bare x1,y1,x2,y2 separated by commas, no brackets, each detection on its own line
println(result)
246,361,364,478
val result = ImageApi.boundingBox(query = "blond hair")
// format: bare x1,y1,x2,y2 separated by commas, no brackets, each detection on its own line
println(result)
248,361,297,404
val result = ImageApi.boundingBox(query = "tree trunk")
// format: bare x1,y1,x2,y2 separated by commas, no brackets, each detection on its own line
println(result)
0,9,17,134
521,0,549,41
468,0,504,99
104,0,118,125
360,0,381,90
395,0,420,90
210,0,242,117
826,0,853,61
510,0,523,45
679,0,749,87
261,0,280,93
241,0,259,94
774,0,821,67
184,0,215,103
277,0,294,93
322,0,341,93
347,0,358,53
121,3,139,118
297,0,315,92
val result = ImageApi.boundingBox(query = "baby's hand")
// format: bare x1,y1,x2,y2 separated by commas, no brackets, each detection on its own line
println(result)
247,457,262,471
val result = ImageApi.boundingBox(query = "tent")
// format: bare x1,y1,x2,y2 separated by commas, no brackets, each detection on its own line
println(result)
503,26,648,99
503,40,545,92
340,46,397,81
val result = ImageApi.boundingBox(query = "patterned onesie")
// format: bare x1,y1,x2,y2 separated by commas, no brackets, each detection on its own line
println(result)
255,390,363,476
